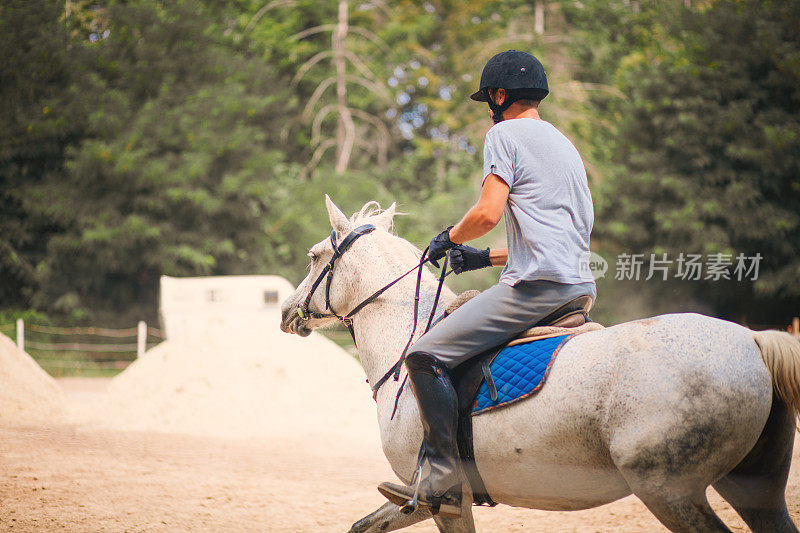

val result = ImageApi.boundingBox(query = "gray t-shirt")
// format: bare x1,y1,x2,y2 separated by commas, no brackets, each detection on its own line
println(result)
483,118,594,286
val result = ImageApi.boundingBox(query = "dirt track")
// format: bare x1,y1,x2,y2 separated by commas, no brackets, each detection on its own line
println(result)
2,378,800,532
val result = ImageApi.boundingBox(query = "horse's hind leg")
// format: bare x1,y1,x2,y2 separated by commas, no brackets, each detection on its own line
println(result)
610,422,736,531
712,399,799,533
631,491,731,532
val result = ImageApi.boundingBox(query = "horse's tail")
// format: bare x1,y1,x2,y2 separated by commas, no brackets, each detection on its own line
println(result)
753,330,800,425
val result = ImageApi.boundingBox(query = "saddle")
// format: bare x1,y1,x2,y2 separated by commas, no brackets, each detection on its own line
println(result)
446,292,602,507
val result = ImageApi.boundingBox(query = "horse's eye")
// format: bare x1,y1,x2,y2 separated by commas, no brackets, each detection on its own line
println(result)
308,252,318,262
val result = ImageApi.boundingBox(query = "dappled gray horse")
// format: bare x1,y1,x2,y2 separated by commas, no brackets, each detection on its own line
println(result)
280,197,800,533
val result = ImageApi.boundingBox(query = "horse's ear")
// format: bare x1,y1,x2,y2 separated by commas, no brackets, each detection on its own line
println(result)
325,195,352,234
372,202,396,231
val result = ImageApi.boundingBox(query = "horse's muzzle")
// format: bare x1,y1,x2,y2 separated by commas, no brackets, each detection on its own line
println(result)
280,307,312,337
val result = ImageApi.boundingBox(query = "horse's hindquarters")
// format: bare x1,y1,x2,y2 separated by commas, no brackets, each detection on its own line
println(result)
605,315,772,502
471,314,773,511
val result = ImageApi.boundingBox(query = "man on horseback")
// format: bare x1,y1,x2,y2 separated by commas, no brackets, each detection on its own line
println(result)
378,50,597,517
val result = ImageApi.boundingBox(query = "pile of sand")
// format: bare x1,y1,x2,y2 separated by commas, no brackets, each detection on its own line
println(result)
0,333,65,424
80,330,381,450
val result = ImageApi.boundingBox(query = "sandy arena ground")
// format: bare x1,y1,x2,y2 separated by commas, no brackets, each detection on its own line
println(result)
2,377,800,532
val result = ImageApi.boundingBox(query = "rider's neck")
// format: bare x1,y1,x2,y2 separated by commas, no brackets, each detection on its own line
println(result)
500,103,541,121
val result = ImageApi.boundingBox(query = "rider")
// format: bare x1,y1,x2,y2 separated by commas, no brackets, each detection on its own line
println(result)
378,50,597,517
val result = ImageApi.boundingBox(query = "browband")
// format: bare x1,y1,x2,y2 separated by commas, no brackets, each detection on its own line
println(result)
332,224,376,258
302,224,377,317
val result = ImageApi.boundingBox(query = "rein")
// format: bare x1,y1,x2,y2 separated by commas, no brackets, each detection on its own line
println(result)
369,253,447,401
297,224,450,404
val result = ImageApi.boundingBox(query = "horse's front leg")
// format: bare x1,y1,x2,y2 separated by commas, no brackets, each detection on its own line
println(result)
349,493,477,533
432,491,476,533
348,502,431,532
432,505,476,533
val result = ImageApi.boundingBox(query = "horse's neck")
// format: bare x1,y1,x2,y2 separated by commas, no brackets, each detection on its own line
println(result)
352,275,456,388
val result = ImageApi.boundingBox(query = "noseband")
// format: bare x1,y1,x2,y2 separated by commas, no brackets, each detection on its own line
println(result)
296,224,450,405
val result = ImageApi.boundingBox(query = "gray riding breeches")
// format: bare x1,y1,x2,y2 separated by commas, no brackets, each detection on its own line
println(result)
409,279,596,369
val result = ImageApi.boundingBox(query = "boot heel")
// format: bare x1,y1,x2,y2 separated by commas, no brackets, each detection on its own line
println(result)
435,500,462,519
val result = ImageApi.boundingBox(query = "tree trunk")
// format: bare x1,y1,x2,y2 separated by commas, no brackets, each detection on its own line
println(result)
333,0,355,173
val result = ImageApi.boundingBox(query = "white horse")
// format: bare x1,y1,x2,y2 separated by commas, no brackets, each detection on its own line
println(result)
280,197,800,533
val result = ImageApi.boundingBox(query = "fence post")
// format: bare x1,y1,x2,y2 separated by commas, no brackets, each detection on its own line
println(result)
16,319,24,351
137,321,147,358
793,317,799,339
534,0,545,35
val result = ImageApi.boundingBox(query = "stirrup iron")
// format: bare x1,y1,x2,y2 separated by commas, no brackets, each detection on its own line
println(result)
400,465,423,515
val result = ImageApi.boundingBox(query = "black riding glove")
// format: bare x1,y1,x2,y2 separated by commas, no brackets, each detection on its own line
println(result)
449,245,492,274
427,227,457,266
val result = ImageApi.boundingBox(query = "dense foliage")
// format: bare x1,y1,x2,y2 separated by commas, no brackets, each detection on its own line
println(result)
564,0,800,323
2,0,798,326
1,0,88,309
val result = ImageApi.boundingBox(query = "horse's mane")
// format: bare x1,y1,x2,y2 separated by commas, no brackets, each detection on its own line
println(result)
349,201,394,230
350,201,423,264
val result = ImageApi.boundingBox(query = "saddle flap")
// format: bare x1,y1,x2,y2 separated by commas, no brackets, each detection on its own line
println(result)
451,346,501,508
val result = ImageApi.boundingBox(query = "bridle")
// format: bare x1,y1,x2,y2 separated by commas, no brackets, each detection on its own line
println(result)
296,223,378,331
296,223,449,406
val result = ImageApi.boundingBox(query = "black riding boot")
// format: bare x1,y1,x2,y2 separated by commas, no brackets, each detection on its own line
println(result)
378,352,462,518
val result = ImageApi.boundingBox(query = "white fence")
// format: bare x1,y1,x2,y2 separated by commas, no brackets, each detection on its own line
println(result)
1,320,165,375
11,319,161,358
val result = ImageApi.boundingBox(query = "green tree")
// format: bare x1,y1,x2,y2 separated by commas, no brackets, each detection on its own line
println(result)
576,0,800,322
29,0,301,323
0,0,95,308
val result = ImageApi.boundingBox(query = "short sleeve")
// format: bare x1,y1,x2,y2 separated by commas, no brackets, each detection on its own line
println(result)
482,128,515,188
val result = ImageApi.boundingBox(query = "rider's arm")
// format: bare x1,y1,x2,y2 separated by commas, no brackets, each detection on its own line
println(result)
448,174,509,244
489,248,508,267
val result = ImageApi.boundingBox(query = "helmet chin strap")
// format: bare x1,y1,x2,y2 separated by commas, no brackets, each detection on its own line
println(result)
485,88,515,124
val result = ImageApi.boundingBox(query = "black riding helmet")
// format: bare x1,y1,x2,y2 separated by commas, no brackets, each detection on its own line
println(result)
470,50,549,123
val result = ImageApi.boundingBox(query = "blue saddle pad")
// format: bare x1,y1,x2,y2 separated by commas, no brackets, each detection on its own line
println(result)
473,334,572,415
